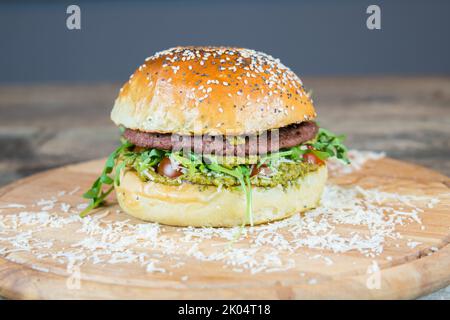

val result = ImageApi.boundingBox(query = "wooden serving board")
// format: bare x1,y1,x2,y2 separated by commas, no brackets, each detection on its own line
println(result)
0,157,449,300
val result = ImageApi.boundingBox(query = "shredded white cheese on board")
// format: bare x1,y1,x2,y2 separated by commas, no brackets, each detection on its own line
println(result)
327,150,385,177
0,150,446,278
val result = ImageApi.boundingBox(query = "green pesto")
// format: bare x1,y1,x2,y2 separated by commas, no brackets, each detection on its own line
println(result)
131,160,320,189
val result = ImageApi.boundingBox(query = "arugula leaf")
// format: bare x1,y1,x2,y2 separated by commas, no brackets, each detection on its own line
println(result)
205,160,254,226
311,128,350,164
310,149,330,160
242,168,253,226
171,152,198,175
114,161,127,186
80,140,133,217
123,148,166,177
259,127,350,165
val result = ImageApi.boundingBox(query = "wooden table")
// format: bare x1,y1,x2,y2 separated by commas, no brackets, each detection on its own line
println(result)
0,77,449,299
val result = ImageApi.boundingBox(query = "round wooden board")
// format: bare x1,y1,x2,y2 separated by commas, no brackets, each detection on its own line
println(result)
0,157,449,300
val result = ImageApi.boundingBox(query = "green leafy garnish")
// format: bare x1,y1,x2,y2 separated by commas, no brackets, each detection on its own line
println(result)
206,160,254,226
171,152,202,175
310,128,350,164
259,128,349,165
80,140,133,217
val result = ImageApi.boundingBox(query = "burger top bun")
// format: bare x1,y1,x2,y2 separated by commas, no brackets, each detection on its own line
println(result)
111,46,316,136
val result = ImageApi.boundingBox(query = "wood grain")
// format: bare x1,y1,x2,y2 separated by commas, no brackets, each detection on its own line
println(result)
0,157,449,299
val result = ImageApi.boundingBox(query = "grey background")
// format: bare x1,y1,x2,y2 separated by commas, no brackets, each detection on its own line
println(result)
0,0,449,83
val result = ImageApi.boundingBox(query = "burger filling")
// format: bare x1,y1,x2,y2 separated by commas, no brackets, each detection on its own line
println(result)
122,150,321,189
81,122,349,223
117,122,349,189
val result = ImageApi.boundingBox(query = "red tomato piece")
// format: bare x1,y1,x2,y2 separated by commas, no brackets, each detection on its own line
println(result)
251,164,272,177
157,157,183,179
303,152,325,165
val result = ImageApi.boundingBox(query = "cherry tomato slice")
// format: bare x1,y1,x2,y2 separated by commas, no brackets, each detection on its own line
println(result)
157,157,183,179
250,164,259,177
303,152,325,165
250,164,272,177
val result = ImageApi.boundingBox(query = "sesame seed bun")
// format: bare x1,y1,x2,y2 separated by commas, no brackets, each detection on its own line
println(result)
115,165,327,227
111,46,316,135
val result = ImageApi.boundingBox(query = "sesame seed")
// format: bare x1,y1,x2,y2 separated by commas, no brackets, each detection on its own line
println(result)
140,47,308,106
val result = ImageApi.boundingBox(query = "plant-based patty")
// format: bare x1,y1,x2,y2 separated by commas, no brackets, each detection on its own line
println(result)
123,121,318,156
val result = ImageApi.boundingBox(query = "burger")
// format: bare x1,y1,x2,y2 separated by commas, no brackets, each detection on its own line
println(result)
81,47,349,227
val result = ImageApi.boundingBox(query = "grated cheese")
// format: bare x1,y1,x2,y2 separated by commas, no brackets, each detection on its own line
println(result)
327,150,385,177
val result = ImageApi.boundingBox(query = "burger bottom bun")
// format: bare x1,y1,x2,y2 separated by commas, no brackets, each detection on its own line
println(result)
115,165,327,227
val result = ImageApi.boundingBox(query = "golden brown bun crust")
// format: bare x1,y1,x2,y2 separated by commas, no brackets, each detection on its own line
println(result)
115,165,327,227
111,47,316,135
